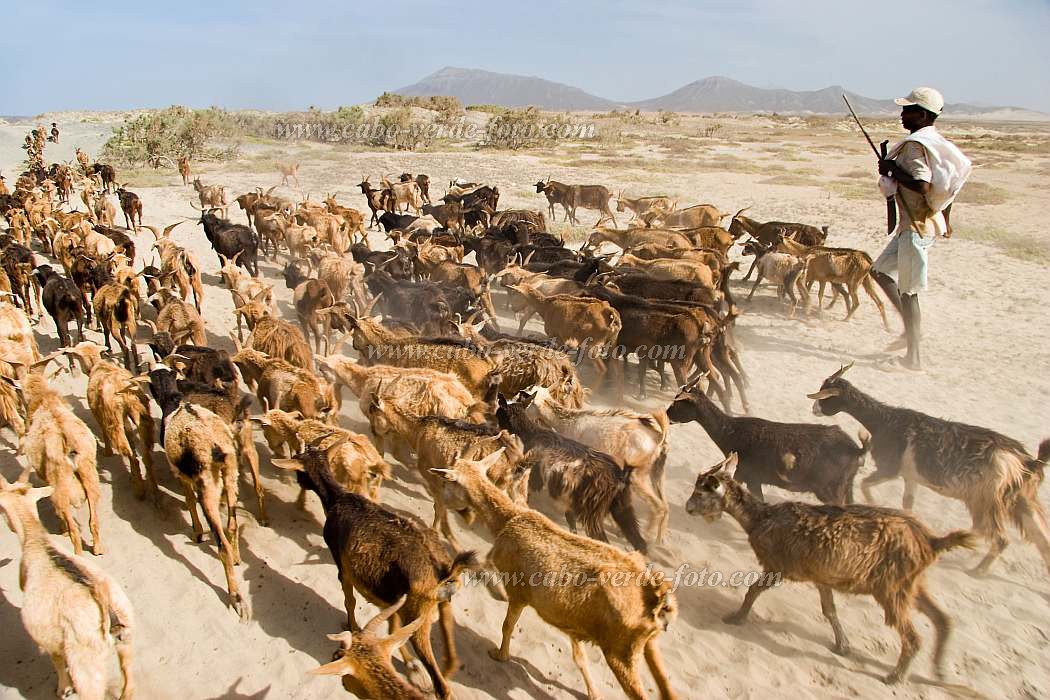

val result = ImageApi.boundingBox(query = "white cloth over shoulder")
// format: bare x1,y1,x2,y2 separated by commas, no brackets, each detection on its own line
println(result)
886,125,972,213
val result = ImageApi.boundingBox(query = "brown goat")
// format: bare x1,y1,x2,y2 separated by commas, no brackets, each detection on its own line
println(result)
435,450,679,700
310,597,428,699
687,452,975,685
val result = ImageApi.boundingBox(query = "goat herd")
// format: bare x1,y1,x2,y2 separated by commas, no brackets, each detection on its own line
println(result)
0,144,1047,700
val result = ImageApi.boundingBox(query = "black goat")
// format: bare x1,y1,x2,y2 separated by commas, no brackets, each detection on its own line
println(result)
378,212,417,232
34,265,84,348
272,446,475,700
197,209,259,277
496,394,648,554
668,378,869,504
809,362,1050,575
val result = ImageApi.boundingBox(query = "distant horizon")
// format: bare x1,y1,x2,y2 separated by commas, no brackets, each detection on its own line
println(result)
2,68,1043,119
3,1,1048,114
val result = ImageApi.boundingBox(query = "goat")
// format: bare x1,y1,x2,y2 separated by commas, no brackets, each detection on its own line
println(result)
272,446,477,699
234,295,314,371
503,282,621,388
728,210,828,248
0,477,135,700
357,176,385,229
687,452,974,685
277,161,300,188
529,387,671,543
668,377,868,504
147,288,207,347
780,238,890,330
250,410,389,502
434,449,679,700
497,394,648,553
18,371,104,555
63,342,158,500
195,207,259,277
92,280,140,371
232,347,334,421
192,178,228,219
115,186,142,231
650,203,727,229
145,366,251,621
309,597,428,700
616,191,676,224
292,278,336,354
742,241,806,312
537,178,615,226
381,175,424,215
809,362,1050,576
178,155,191,185
146,223,204,314
34,265,84,348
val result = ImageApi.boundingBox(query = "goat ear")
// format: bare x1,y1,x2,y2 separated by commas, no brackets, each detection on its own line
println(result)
475,447,506,473
429,467,458,482
723,452,739,472
308,658,355,677
271,459,305,472
806,388,841,400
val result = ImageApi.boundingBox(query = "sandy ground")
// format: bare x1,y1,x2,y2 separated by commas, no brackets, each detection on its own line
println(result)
1,114,1049,700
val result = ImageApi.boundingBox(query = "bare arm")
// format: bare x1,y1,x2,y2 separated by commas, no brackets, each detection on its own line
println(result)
877,159,931,195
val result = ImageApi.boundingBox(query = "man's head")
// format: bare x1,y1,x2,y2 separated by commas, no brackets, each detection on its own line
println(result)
895,86,943,132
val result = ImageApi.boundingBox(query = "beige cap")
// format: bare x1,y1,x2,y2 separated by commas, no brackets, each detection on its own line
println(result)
895,86,944,115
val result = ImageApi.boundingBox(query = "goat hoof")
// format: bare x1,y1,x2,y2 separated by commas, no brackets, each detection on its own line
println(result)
722,613,746,625
831,643,851,657
882,672,903,685
967,566,989,578
487,648,510,662
194,533,206,544
60,687,75,699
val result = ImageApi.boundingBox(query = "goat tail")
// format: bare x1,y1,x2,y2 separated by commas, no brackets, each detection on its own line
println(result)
929,530,978,555
447,550,480,582
1033,438,1050,472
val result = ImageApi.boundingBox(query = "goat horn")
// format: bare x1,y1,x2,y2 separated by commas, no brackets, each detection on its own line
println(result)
363,292,382,316
828,361,854,382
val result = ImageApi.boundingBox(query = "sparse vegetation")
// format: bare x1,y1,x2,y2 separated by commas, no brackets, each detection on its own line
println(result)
956,225,1049,263
466,104,507,114
955,180,1010,205
101,106,242,167
375,92,461,115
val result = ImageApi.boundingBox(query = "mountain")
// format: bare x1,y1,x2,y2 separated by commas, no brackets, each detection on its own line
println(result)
393,67,618,111
391,68,1043,118
631,76,894,113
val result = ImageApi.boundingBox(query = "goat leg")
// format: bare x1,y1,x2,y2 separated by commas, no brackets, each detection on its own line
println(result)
489,601,525,662
723,574,774,624
818,585,851,656
570,637,602,700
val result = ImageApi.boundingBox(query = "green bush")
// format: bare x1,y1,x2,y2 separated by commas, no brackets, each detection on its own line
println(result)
374,92,461,115
466,104,507,114
101,106,241,167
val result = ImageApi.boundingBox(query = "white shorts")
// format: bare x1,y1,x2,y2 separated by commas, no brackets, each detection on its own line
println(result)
873,230,934,295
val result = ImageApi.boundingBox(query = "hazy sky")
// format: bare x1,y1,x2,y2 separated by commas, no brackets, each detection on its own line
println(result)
2,0,1048,114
